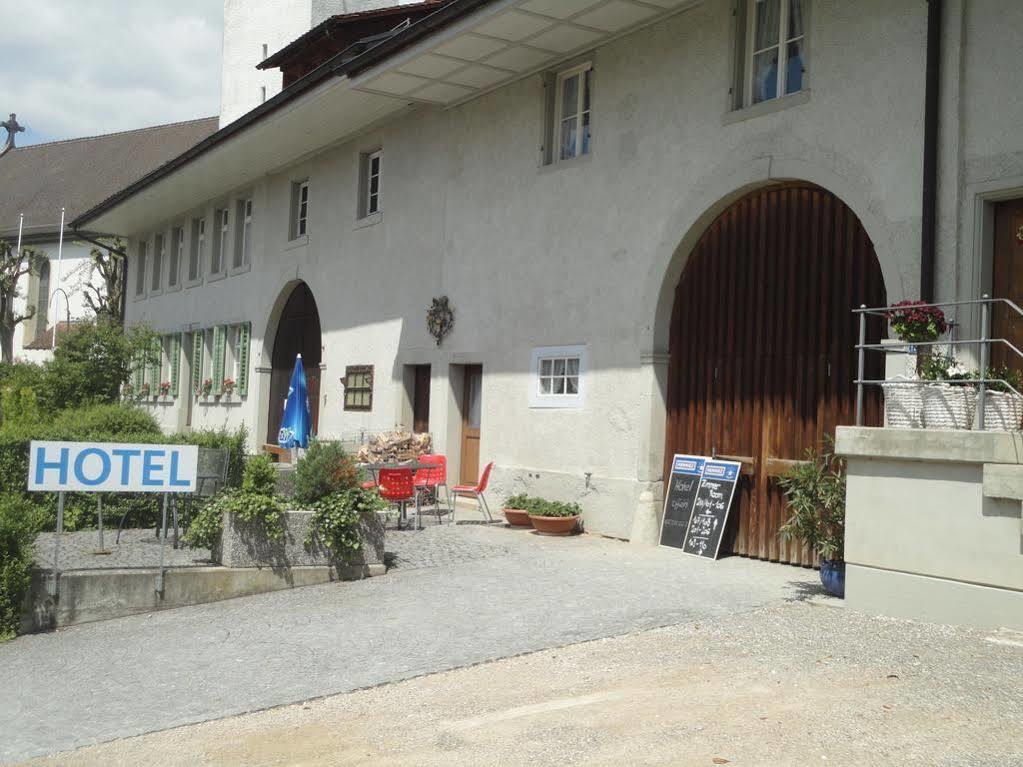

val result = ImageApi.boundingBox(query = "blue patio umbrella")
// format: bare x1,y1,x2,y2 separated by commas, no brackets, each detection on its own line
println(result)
278,354,312,449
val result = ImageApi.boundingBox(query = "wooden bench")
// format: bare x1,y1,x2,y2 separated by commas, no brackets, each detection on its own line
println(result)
262,444,292,463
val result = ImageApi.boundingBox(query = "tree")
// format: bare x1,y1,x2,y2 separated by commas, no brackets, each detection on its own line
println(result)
0,239,44,363
42,322,159,411
78,238,126,326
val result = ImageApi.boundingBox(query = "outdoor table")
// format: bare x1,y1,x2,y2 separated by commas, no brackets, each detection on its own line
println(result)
358,461,433,530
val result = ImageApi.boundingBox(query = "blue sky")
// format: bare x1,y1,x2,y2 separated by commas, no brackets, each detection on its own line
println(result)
0,0,223,146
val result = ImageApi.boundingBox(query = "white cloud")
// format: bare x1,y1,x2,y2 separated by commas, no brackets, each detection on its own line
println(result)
0,0,222,145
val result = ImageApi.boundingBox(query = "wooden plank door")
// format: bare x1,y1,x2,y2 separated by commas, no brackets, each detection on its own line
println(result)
460,365,482,485
992,199,1023,371
665,184,887,566
413,365,431,434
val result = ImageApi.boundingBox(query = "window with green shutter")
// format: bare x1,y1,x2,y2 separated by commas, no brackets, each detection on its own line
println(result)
147,338,161,392
191,331,203,396
237,322,251,397
212,325,226,395
169,334,182,397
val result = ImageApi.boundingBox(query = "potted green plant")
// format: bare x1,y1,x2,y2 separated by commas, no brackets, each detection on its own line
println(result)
778,447,846,598
525,497,582,536
977,365,1023,431
502,493,532,527
885,300,948,343
918,354,976,430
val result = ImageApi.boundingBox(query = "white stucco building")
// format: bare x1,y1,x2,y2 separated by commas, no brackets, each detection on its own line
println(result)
72,0,1023,573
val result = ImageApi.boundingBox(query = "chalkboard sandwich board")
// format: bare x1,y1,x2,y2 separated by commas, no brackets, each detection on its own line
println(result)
682,459,741,560
658,455,706,550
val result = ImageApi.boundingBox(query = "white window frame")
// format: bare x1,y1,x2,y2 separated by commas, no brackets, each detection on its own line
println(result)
553,62,592,163
150,232,165,295
743,0,807,108
529,345,587,409
232,197,253,272
134,239,148,299
210,207,229,278
167,225,184,291
186,216,205,287
291,181,309,240
359,150,382,219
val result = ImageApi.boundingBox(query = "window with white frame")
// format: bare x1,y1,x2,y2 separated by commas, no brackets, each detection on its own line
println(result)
168,226,184,288
736,0,807,108
188,217,205,283
211,208,229,274
529,345,587,408
234,198,252,268
358,150,382,218
135,240,148,297
553,63,592,163
151,233,164,292
291,181,309,239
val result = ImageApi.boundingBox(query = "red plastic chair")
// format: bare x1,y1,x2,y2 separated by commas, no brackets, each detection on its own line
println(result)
414,454,449,523
450,462,494,523
378,468,419,529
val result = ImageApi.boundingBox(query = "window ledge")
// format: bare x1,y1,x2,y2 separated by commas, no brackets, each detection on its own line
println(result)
285,235,309,251
207,271,227,283
228,262,251,277
529,397,584,410
539,151,592,175
164,282,182,294
354,211,383,230
723,89,811,126
183,277,203,289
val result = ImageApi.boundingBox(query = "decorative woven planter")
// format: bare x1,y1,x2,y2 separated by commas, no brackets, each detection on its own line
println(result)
976,390,1023,431
881,380,923,429
921,384,976,430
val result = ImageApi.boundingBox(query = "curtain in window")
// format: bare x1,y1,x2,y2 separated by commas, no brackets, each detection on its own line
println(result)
752,0,781,104
786,0,805,95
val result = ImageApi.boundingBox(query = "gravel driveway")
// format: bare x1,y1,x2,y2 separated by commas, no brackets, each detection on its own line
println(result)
4,523,820,763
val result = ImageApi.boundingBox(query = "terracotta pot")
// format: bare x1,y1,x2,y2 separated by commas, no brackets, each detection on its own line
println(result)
528,514,580,536
503,508,532,527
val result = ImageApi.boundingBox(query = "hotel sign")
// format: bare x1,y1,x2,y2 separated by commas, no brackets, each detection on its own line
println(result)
28,441,198,493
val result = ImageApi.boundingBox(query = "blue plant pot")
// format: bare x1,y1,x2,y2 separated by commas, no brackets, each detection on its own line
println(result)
819,559,846,598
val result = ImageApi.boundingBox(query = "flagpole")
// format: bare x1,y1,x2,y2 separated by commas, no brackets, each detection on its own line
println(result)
15,213,23,255
52,207,65,351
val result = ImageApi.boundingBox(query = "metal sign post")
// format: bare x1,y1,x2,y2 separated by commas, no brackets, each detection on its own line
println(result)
48,491,64,597
156,495,168,594
93,496,110,555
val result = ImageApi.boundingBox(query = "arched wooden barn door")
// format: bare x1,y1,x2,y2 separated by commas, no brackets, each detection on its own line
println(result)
665,184,887,566
267,282,322,444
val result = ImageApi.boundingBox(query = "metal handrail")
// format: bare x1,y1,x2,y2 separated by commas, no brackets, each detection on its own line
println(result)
854,294,1023,429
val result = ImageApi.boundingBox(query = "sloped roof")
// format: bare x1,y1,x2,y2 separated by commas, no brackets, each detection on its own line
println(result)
0,117,218,241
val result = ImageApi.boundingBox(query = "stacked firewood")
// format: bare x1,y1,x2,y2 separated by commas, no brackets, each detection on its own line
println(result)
356,431,433,463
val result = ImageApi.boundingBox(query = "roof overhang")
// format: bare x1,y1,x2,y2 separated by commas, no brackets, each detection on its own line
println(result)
75,0,701,235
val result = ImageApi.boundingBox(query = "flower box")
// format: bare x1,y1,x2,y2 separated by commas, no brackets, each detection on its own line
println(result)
975,390,1023,431
881,380,923,429
921,383,976,430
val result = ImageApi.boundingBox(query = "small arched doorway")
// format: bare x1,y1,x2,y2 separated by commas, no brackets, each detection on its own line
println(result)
665,183,887,566
267,282,322,444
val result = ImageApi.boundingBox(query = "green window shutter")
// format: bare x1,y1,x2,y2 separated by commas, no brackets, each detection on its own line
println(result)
212,325,226,395
237,322,251,397
191,331,204,395
147,338,161,390
132,355,143,390
169,334,182,397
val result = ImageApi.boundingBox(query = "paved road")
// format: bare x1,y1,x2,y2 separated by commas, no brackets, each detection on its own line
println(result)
2,524,818,763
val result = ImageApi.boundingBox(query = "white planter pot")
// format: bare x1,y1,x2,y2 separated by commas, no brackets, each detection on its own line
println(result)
975,390,1023,431
921,384,976,430
881,381,923,429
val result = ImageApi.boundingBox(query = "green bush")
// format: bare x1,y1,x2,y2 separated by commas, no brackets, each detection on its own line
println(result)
0,362,47,427
504,493,530,509
291,440,360,506
306,487,387,562
0,493,47,640
778,447,846,562
171,426,248,488
184,455,284,551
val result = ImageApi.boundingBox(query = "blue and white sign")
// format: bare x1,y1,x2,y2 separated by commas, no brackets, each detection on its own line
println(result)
28,441,198,493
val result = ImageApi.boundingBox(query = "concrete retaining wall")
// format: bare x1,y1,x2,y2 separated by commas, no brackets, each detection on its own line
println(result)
836,426,1023,630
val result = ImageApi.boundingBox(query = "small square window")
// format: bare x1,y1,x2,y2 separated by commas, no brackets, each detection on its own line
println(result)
530,345,586,408
343,365,374,411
